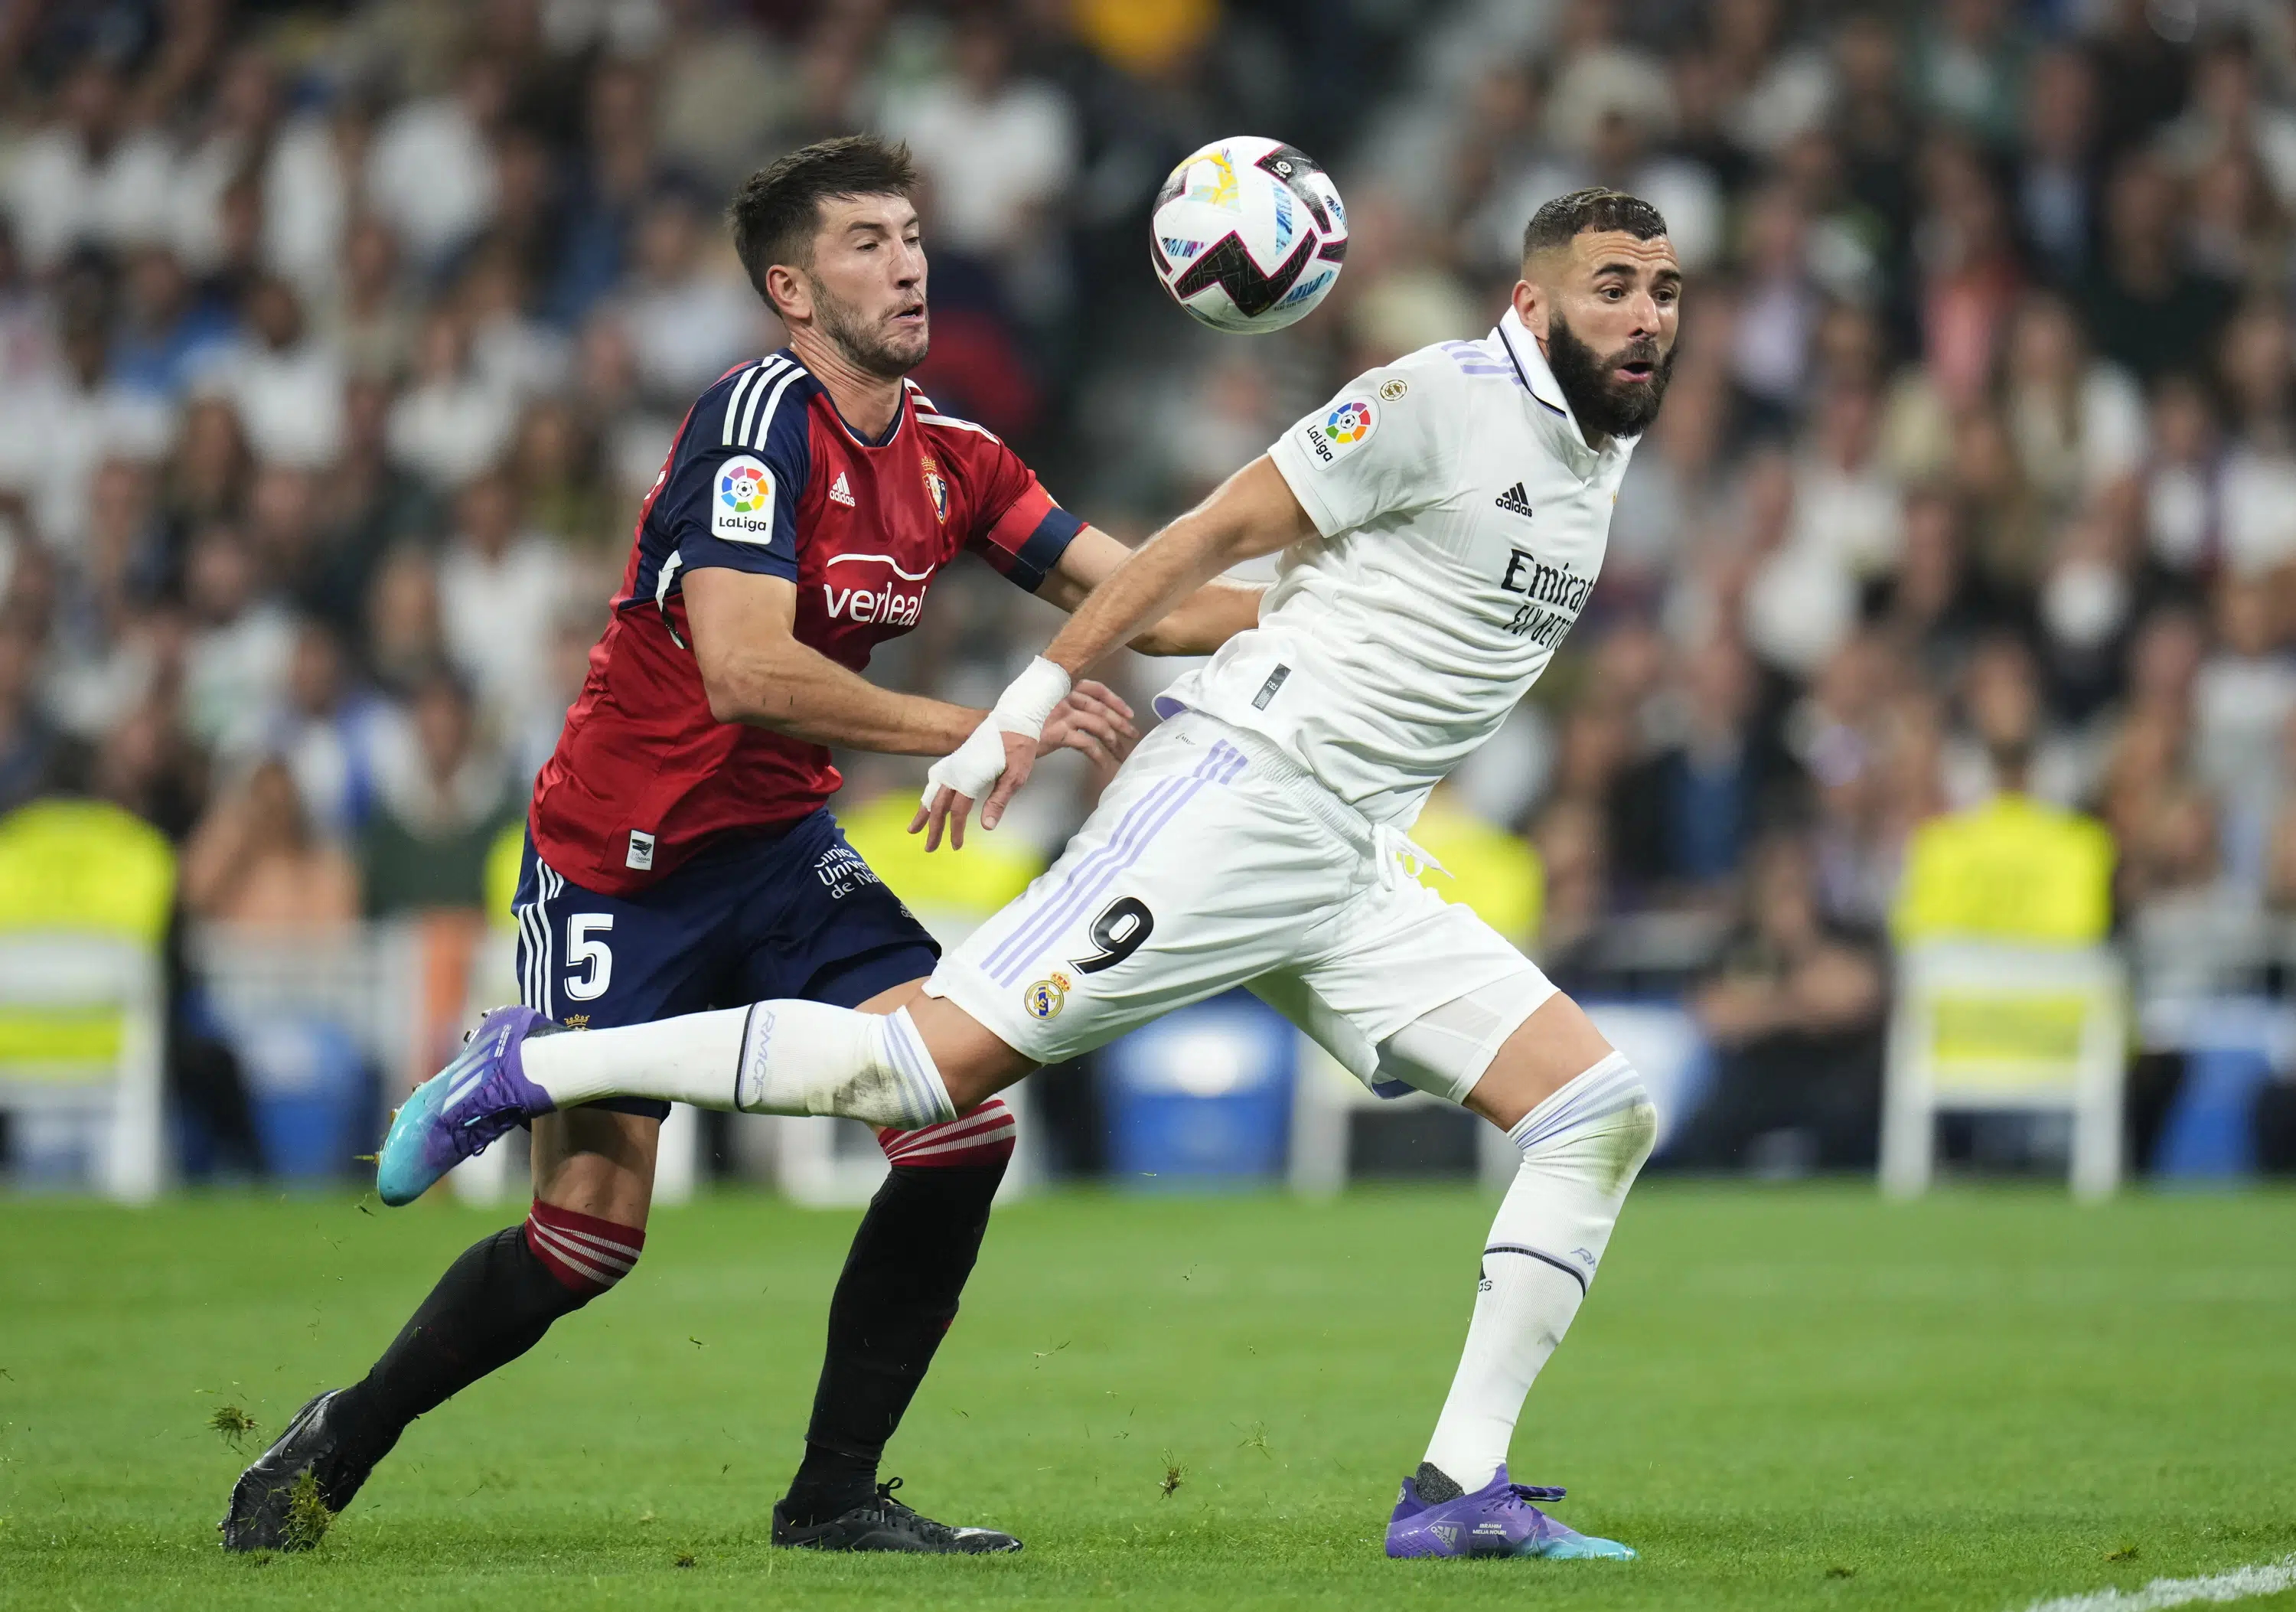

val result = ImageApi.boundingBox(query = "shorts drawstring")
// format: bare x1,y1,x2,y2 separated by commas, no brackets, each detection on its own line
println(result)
1375,824,1452,891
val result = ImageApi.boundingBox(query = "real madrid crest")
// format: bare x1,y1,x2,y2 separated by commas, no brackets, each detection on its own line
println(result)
920,453,949,524
1023,970,1072,1020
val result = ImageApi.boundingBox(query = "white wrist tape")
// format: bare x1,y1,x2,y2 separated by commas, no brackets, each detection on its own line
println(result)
921,657,1071,807
992,655,1073,736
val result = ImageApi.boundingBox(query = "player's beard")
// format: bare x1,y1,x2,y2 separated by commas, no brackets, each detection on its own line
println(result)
1544,311,1674,441
808,275,928,380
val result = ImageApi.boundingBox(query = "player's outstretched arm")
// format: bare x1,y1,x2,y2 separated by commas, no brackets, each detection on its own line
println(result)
684,567,1136,762
1042,459,1312,675
1036,525,1267,656
914,458,1313,848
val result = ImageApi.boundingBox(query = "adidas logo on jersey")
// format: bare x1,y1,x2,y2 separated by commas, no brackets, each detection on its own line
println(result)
829,472,856,507
1494,482,1535,520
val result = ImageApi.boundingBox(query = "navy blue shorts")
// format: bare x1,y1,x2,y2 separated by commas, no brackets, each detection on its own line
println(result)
511,810,940,1121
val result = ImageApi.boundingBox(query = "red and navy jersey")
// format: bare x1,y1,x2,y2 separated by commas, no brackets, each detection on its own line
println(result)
531,350,1083,896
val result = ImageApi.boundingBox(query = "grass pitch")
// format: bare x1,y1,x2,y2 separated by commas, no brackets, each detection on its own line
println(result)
1,1183,2292,1610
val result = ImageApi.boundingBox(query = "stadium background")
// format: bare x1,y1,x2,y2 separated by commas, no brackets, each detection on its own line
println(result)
0,4,2292,1609
5,0,2296,1188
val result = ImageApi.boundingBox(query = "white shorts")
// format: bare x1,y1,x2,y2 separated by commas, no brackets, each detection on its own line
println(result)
926,713,1555,1105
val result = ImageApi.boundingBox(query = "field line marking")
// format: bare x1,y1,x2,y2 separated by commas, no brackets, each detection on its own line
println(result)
2017,1554,2296,1612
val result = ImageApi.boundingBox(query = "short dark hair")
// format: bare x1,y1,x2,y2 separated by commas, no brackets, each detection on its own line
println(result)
1521,187,1669,263
727,135,918,303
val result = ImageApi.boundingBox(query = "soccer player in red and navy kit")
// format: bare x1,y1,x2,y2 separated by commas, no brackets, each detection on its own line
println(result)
223,137,1261,1554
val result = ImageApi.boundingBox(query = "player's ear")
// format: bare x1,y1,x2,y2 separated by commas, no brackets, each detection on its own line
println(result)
765,263,810,326
1512,277,1548,341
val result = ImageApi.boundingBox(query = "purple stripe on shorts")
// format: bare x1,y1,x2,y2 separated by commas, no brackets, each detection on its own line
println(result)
987,750,1240,987
980,776,1189,979
981,740,1243,984
983,741,1245,986
980,738,1244,980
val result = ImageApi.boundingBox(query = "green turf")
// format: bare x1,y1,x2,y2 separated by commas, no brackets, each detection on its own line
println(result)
2,1183,2292,1610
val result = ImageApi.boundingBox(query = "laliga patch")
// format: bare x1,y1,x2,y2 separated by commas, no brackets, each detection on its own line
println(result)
712,454,775,543
1298,396,1377,470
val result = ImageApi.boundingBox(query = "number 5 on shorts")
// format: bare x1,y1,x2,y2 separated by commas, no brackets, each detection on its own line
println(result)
566,913,615,1000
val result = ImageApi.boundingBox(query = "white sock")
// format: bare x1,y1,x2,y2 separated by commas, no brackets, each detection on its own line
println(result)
520,1002,956,1130
1420,1051,1655,1492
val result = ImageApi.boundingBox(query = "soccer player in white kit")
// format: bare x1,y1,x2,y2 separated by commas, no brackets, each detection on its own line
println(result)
385,188,1684,1561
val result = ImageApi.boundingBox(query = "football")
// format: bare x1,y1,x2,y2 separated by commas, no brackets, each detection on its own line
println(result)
1150,135,1349,333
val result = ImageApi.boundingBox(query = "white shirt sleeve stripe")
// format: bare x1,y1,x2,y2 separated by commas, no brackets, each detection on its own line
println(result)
735,356,796,445
915,412,998,439
745,361,810,452
732,354,794,445
720,361,766,446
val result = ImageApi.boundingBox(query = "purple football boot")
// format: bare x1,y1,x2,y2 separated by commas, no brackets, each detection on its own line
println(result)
374,1005,557,1206
1385,1463,1637,1560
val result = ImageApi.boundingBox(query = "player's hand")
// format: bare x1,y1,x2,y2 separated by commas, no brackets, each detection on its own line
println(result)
912,730,1035,851
911,658,1075,852
1038,680,1136,769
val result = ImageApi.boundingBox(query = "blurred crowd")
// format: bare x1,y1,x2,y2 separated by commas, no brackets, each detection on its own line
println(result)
0,0,1426,921
8,0,2296,1173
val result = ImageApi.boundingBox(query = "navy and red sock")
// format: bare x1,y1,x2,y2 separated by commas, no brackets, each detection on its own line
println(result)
521,1199,647,1297
779,1098,1016,1525
333,1098,1015,1526
332,1200,646,1461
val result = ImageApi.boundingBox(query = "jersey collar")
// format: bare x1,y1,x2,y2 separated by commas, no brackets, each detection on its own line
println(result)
810,352,908,449
1496,308,1603,465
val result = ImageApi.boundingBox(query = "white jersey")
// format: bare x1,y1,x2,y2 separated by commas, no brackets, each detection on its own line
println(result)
1156,308,1638,827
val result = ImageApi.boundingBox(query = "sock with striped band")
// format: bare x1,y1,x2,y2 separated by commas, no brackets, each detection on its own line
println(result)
1420,1052,1656,1493
780,1098,1016,1525
522,1199,647,1296
874,1095,1019,1169
329,1199,646,1467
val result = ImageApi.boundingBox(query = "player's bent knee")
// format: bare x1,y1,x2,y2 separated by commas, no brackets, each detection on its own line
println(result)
876,1094,1019,1170
522,1197,646,1304
1505,1049,1658,1198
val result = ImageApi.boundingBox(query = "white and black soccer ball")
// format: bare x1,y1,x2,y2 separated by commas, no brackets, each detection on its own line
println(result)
1150,135,1349,334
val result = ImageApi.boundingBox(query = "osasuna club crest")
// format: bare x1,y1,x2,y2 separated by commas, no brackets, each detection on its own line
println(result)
920,453,949,524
